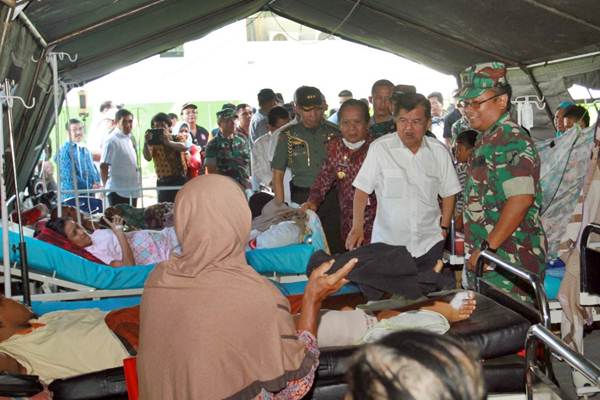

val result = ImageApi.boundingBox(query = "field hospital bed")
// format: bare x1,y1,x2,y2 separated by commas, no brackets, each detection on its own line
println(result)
0,250,567,400
0,208,359,315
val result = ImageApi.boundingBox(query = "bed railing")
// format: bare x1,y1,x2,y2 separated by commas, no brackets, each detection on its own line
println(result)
475,250,551,329
525,323,600,399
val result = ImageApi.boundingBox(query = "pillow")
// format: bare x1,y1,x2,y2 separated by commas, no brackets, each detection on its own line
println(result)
35,225,106,265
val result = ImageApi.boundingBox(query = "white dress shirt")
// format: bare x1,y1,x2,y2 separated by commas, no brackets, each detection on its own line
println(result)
353,134,461,257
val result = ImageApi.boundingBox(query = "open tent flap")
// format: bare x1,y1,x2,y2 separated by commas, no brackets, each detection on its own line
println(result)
2,0,600,195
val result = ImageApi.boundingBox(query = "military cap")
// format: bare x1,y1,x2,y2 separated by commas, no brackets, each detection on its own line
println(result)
216,107,237,120
295,86,323,111
181,102,197,112
457,61,508,99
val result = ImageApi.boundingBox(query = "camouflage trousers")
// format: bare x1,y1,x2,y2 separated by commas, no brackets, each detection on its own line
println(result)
466,251,545,304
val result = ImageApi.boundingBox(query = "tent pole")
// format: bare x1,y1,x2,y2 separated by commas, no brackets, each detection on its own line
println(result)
521,0,600,33
17,12,47,48
309,0,521,66
49,53,63,218
47,0,166,46
0,89,11,297
4,79,31,306
0,6,13,63
520,66,556,128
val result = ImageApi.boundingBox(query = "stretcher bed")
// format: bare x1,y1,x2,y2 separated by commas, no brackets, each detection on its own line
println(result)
0,251,552,400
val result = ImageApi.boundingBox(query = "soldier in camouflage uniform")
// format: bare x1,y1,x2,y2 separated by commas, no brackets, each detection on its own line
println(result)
271,86,343,252
204,108,251,189
458,62,547,302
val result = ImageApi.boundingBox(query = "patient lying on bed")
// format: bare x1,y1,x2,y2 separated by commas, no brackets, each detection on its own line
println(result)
0,292,475,384
46,216,180,266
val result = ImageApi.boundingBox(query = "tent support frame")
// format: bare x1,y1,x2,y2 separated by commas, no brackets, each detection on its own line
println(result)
47,0,167,47
520,66,556,128
336,0,521,66
520,0,600,34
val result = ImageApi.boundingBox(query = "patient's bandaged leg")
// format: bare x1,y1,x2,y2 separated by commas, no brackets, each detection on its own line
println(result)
317,310,377,347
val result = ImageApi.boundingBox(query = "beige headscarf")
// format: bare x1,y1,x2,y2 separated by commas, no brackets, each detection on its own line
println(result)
138,175,315,400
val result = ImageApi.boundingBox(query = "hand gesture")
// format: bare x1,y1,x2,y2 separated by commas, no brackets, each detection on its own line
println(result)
300,202,317,212
345,226,364,250
102,215,124,232
304,258,357,303
144,130,152,144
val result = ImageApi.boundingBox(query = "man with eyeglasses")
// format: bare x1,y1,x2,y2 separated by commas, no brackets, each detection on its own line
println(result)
459,62,547,302
349,93,461,294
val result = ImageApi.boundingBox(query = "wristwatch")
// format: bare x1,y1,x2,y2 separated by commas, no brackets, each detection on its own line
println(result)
480,240,497,253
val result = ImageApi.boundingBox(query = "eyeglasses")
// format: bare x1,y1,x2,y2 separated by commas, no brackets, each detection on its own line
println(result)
458,93,504,110
396,117,426,127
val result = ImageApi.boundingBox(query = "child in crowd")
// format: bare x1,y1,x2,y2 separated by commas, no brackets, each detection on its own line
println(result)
453,130,478,231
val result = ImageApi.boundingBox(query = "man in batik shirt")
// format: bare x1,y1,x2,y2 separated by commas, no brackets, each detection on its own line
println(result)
302,99,377,246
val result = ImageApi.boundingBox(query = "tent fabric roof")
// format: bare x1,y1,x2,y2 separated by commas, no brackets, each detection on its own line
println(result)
21,0,600,82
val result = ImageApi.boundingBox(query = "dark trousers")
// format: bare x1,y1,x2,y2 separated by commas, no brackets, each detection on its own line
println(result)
107,192,138,207
291,183,344,254
157,176,187,203
415,240,454,294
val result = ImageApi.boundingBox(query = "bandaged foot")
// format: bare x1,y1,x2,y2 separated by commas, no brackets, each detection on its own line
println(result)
422,291,476,323
448,291,476,322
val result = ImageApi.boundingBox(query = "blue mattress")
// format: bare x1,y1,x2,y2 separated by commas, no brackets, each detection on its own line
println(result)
246,244,314,275
0,229,154,290
272,280,361,297
32,296,141,315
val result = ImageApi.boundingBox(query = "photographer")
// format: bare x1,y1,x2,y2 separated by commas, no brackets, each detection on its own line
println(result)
143,112,188,203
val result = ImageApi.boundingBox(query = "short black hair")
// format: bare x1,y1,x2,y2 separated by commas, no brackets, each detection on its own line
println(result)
563,104,590,128
492,84,513,112
167,113,178,120
100,100,113,113
371,79,394,95
65,118,82,130
339,99,370,123
151,112,172,128
338,89,353,98
267,106,290,126
46,217,69,237
392,93,431,119
347,330,485,400
236,103,250,113
456,129,479,149
115,108,133,122
427,91,444,104
257,88,276,107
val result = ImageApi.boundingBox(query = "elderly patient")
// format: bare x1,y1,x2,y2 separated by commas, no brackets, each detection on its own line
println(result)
0,298,132,384
46,215,179,266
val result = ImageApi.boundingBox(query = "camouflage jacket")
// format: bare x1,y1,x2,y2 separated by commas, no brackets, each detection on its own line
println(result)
464,112,547,274
204,133,251,188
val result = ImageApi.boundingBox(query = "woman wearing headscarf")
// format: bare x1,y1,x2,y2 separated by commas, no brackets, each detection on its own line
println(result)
138,175,356,399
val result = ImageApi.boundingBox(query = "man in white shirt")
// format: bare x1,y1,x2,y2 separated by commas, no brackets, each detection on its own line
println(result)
249,88,278,142
100,109,140,206
427,92,446,141
348,93,461,291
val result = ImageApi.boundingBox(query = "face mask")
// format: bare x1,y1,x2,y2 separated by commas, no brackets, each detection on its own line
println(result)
342,138,366,150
